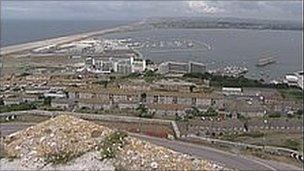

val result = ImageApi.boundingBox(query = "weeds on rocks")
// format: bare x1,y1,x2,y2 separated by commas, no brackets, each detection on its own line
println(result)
45,151,75,164
99,131,127,160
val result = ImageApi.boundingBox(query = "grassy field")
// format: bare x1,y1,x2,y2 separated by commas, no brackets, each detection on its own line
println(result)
278,88,303,101
218,132,303,151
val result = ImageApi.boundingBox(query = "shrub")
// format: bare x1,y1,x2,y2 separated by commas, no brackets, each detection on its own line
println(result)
267,112,281,118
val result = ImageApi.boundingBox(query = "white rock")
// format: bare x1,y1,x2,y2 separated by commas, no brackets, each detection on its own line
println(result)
150,162,158,169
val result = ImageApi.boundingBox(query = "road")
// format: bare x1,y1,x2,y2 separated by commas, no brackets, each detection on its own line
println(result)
1,122,301,171
0,122,35,136
131,134,301,171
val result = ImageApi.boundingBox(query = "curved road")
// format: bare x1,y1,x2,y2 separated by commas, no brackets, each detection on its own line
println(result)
131,134,301,171
1,122,301,170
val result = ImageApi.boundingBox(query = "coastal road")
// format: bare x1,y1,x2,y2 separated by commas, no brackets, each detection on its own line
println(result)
1,122,301,171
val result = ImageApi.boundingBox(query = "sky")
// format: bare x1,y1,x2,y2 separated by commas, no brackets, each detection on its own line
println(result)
1,1,302,21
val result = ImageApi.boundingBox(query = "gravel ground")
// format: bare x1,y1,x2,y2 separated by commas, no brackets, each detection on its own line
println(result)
0,151,115,171
1,114,227,170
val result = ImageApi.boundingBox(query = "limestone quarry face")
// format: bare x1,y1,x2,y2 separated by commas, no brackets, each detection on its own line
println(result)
0,115,226,170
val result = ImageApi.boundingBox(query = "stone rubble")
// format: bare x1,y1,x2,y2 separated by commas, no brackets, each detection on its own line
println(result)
3,115,114,169
1,115,228,170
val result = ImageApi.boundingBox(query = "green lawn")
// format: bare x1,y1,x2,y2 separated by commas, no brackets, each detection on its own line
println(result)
278,89,303,101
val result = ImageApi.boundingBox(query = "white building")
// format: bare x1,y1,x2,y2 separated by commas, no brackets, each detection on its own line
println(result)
222,87,243,96
294,71,303,89
131,58,146,73
283,74,299,87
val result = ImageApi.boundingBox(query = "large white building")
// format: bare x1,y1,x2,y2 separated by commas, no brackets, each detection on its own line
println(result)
131,58,146,73
83,56,146,75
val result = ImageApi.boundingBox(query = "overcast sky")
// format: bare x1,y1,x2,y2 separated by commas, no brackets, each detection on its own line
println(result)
1,1,302,21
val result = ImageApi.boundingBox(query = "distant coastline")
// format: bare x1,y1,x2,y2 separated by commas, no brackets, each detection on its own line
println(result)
0,20,142,55
1,20,135,47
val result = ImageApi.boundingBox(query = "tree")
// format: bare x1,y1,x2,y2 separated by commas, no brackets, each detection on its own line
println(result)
185,107,201,117
140,93,147,103
203,107,218,117
189,85,196,92
295,109,303,116
136,104,154,118
43,97,52,106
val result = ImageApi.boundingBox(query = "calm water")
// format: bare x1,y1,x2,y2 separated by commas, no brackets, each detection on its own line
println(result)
103,28,302,81
1,19,132,47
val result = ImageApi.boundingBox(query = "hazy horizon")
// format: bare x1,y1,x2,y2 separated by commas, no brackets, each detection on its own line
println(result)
1,1,302,21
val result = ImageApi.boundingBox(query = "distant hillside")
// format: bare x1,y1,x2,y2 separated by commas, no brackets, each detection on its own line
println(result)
148,17,303,31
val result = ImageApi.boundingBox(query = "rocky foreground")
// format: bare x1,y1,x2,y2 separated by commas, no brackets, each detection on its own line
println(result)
0,115,227,170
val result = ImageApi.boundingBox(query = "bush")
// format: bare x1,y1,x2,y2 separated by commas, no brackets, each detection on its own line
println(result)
136,104,154,118
203,107,218,117
267,112,281,118
238,132,265,138
185,107,201,117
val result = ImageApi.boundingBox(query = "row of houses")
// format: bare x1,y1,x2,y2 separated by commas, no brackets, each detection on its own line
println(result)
48,83,301,119
62,85,220,117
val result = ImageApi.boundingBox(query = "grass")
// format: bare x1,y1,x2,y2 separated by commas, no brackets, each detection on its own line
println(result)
219,132,303,152
0,103,37,113
281,139,301,151
278,89,303,101
45,132,127,165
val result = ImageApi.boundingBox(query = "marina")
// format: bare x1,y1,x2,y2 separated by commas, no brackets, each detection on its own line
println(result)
103,28,302,82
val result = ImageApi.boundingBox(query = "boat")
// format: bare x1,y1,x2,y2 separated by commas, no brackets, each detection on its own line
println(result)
256,57,276,67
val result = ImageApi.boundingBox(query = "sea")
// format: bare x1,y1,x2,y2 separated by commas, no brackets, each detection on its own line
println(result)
1,19,302,82
1,19,133,47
